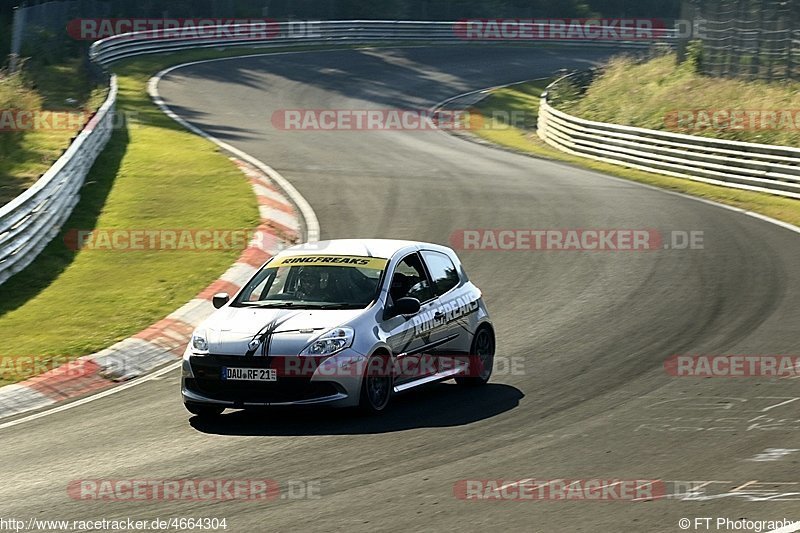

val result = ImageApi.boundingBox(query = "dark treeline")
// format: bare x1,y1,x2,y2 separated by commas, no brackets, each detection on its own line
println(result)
216,0,681,19
2,0,681,22
1,1,13,60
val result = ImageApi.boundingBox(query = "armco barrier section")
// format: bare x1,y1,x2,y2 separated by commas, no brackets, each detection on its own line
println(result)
0,76,117,285
538,75,800,199
89,20,675,66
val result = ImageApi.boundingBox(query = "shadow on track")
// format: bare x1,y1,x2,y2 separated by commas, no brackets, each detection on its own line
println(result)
189,382,523,436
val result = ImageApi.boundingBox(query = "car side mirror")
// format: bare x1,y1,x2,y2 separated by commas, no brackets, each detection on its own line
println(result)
212,292,230,309
393,297,421,317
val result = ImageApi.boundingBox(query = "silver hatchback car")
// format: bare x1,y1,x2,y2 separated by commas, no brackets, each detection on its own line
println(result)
181,239,495,416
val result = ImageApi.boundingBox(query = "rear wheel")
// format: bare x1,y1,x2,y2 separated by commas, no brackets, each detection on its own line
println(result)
455,326,495,386
359,352,393,413
184,402,225,418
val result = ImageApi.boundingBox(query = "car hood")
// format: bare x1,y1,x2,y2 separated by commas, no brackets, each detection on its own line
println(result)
198,306,365,357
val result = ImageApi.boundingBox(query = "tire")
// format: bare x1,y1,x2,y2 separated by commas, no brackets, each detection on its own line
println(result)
455,326,495,386
358,352,393,413
184,402,225,418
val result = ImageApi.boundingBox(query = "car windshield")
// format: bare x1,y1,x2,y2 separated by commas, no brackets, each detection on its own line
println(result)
233,255,388,309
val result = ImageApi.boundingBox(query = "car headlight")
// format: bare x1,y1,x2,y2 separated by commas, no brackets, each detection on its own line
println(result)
191,329,209,354
300,327,354,357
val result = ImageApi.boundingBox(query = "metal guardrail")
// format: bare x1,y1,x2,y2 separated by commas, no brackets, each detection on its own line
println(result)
90,20,677,66
0,77,118,285
538,74,800,199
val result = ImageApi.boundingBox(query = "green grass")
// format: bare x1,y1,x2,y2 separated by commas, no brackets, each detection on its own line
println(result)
470,80,800,229
0,124,88,205
0,57,105,204
24,57,105,110
565,53,800,147
473,79,548,128
0,53,260,385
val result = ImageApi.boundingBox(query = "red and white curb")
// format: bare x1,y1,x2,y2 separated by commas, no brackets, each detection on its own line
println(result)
0,158,303,420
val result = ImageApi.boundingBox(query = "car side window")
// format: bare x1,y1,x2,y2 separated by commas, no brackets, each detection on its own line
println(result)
421,251,460,297
389,254,434,303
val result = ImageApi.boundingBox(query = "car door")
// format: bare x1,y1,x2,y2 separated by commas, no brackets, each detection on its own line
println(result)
381,252,439,386
419,250,474,376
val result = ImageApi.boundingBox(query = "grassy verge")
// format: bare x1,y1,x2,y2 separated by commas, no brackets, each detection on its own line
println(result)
0,57,106,204
0,52,261,385
25,57,105,110
469,80,800,229
565,52,800,147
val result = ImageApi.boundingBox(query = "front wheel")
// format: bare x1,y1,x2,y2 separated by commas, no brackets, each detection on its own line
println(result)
455,326,495,386
184,402,225,418
358,353,393,413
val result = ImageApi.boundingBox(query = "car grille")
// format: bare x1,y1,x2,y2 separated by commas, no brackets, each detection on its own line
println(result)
187,355,342,403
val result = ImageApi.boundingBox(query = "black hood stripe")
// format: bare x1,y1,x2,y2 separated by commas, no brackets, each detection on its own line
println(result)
245,310,302,357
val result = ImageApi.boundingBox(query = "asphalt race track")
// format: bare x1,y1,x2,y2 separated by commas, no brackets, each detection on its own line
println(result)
3,47,800,532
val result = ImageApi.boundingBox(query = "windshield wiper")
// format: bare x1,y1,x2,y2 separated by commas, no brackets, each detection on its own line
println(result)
239,301,364,310
239,301,297,308
315,303,365,310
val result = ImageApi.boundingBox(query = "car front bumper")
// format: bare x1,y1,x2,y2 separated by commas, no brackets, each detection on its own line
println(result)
181,351,365,408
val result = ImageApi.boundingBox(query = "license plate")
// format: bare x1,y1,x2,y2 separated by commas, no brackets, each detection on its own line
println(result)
221,367,276,382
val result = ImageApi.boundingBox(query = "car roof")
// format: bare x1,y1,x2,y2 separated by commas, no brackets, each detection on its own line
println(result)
279,239,451,259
